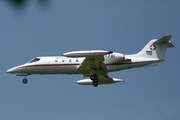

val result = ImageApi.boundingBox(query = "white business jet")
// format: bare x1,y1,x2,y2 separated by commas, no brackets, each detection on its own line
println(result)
7,35,175,87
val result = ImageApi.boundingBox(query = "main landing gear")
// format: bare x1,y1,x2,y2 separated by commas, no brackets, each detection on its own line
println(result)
90,74,98,87
22,78,28,84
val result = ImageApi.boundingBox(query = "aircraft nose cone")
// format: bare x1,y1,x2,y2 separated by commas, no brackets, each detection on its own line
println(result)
7,68,13,73
7,67,17,74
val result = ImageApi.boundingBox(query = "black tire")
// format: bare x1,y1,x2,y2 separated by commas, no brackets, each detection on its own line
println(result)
93,74,98,87
22,78,28,84
93,81,98,87
90,75,95,80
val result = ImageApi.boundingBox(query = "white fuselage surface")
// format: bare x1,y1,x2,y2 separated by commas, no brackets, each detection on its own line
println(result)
7,53,162,75
7,35,175,87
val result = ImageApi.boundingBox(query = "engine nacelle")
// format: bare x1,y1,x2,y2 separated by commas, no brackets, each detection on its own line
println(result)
114,53,125,61
114,53,132,62
104,52,127,63
76,78,124,85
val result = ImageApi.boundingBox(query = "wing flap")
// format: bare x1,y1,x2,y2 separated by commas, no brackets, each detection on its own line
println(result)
97,73,124,84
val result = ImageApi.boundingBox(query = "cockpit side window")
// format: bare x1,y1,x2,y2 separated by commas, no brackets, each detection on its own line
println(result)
29,58,40,63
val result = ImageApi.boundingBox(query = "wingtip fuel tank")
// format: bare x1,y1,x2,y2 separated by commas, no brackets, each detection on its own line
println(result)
63,50,113,57
76,78,124,85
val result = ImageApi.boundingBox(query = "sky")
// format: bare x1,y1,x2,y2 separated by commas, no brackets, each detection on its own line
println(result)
0,0,180,120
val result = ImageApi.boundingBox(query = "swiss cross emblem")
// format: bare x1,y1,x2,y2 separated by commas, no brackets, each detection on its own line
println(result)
150,44,156,51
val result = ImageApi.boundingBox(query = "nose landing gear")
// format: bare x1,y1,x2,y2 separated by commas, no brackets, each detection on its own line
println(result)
22,78,28,84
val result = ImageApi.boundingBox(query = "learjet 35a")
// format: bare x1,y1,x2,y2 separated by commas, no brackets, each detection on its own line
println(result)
7,35,175,87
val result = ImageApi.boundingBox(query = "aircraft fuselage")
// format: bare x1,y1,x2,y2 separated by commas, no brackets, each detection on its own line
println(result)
7,35,174,86
7,52,162,76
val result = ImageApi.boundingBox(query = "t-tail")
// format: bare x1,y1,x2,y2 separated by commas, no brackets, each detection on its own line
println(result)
134,35,175,60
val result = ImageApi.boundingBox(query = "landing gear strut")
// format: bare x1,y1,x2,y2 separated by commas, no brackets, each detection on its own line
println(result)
22,78,28,84
90,74,98,87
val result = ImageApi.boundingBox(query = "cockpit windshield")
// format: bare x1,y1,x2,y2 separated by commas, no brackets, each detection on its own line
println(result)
28,58,40,63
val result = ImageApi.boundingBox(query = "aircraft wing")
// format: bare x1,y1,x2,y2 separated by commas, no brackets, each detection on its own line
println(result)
78,56,123,84
96,73,124,84
78,55,107,72
63,50,112,73
63,50,125,85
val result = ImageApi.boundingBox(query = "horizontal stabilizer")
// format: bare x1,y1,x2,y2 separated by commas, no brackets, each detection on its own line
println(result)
168,42,175,48
153,35,175,48
154,35,172,44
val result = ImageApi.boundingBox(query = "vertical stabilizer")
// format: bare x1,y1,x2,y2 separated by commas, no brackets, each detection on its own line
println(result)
136,35,175,60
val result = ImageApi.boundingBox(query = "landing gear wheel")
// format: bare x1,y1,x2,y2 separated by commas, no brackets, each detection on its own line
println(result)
92,74,98,87
22,78,28,84
90,75,95,80
93,81,98,87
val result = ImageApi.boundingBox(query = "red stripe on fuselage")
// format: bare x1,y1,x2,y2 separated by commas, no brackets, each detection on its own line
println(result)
18,64,80,68
18,60,162,69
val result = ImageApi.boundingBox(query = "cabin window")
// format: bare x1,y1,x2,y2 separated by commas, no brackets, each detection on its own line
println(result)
62,59,65,62
76,59,78,62
69,59,72,62
111,54,115,58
